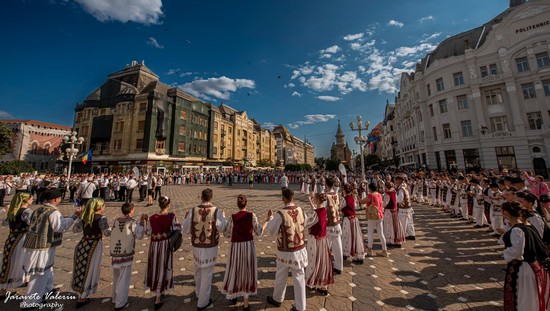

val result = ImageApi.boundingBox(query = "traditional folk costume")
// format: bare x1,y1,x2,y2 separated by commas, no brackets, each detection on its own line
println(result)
265,203,308,311
325,190,343,272
458,182,469,220
341,194,366,260
428,179,437,206
72,206,111,299
22,199,78,306
440,180,449,211
0,194,32,290
397,181,415,239
382,189,405,246
470,181,488,227
111,215,144,309
181,203,226,309
305,205,334,291
450,181,460,217
221,211,262,300
490,188,505,235
143,213,181,295
502,224,550,311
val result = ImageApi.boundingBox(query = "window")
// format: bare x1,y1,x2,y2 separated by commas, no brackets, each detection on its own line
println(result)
522,83,536,99
485,89,503,105
429,104,434,117
433,127,438,141
180,110,187,119
138,120,145,132
442,123,452,139
490,116,508,132
536,52,550,68
463,149,480,171
457,95,469,110
461,120,473,137
495,146,517,169
436,78,445,91
427,84,431,96
76,112,82,123
178,142,185,152
139,103,147,113
453,72,464,86
156,140,165,150
516,57,530,73
444,150,457,170
114,139,122,150
136,139,143,149
214,121,218,130
542,79,550,97
527,111,543,130
439,99,448,113
480,64,498,77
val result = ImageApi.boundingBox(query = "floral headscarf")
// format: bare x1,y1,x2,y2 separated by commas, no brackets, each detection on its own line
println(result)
7,192,32,221
81,198,105,227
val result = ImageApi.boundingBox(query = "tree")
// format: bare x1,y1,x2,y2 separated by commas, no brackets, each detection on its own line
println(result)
325,159,339,171
257,159,273,167
0,160,34,175
0,123,12,156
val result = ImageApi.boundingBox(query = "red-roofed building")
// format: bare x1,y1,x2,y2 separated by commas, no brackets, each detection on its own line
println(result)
0,119,72,172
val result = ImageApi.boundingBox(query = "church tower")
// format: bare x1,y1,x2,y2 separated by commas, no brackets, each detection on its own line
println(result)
331,120,352,166
335,120,345,145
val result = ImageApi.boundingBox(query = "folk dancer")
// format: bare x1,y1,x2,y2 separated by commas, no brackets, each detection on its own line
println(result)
382,182,405,248
362,183,387,257
221,195,264,311
111,203,145,311
428,178,437,206
469,179,488,228
342,184,366,262
71,198,111,308
0,193,33,298
21,189,80,310
324,177,343,274
181,189,226,311
305,193,334,296
396,175,415,240
265,189,308,311
489,182,505,237
458,176,469,220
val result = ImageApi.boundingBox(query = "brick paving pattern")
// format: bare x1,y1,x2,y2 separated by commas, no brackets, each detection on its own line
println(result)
0,183,505,310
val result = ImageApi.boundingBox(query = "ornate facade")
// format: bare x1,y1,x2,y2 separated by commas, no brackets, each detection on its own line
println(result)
330,121,352,165
272,125,315,167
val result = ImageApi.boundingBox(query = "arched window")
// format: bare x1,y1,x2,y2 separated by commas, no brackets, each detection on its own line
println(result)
44,144,51,155
31,142,38,154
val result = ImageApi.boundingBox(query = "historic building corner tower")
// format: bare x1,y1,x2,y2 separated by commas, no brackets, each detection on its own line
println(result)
330,120,352,165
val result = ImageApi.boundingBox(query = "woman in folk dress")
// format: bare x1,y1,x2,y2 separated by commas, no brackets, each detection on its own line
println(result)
221,195,265,311
72,198,111,308
0,193,33,298
382,182,405,248
341,183,365,264
305,192,334,296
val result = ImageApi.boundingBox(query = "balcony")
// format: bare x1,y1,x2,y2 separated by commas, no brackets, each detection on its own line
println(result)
155,148,165,155
479,74,503,85
221,129,226,136
491,131,514,139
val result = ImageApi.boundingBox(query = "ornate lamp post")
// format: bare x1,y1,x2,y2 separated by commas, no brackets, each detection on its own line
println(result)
349,116,370,181
62,131,84,186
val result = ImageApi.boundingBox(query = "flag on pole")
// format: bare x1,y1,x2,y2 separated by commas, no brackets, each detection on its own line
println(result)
81,149,93,165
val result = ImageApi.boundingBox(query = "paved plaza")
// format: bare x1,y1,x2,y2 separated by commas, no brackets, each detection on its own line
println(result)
1,183,506,311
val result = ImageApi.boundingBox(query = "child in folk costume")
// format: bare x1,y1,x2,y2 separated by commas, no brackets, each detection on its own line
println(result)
265,188,308,311
110,203,146,311
221,195,264,311
341,183,366,263
72,198,111,308
305,193,334,295
181,188,227,311
382,182,405,248
0,193,33,298
324,177,343,274
142,196,181,310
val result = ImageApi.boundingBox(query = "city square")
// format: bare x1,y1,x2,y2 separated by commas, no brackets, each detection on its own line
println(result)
1,183,506,311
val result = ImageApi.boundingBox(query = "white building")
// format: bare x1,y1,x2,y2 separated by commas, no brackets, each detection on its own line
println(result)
379,101,398,165
395,0,550,178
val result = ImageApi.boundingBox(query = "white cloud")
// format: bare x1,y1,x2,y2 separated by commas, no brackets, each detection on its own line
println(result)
167,68,193,77
419,15,434,23
320,45,341,54
292,91,302,97
288,114,336,128
178,76,255,100
420,32,442,43
262,122,277,130
317,96,341,102
284,83,295,88
343,33,364,41
388,20,404,28
350,39,376,52
320,53,332,59
74,0,163,24
146,37,164,49
394,43,436,57
0,110,12,119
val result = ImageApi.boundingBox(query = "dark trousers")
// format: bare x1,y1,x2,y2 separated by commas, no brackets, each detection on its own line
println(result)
100,187,107,200
153,186,161,200
58,188,67,200
126,188,134,203
119,186,126,201
0,189,5,207
139,185,147,201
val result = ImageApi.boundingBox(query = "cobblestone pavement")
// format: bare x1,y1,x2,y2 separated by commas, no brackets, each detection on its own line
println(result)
0,183,505,310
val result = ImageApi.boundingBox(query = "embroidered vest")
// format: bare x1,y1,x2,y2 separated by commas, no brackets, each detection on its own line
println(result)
9,208,30,233
110,217,136,257
398,185,411,209
325,193,340,226
309,208,327,238
23,204,63,250
231,211,254,243
277,206,306,252
191,205,219,248
83,215,104,240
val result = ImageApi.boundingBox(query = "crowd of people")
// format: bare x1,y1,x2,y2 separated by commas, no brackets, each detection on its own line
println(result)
0,167,549,311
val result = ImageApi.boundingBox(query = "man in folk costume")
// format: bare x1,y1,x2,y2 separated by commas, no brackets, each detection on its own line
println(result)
181,188,227,311
457,176,469,220
324,177,344,274
396,175,415,240
428,177,437,206
21,189,80,310
265,188,308,311
450,178,461,217
469,179,487,228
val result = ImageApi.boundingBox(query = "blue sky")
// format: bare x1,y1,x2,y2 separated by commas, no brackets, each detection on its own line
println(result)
0,0,509,157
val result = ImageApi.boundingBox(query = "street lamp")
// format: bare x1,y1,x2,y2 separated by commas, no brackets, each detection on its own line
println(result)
349,116,370,181
62,131,84,188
